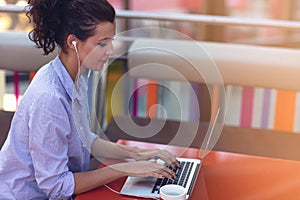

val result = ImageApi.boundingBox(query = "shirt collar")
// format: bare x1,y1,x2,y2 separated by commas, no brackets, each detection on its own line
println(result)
52,56,75,100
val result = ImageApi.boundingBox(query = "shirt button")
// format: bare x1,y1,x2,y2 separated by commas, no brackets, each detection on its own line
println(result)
80,126,83,130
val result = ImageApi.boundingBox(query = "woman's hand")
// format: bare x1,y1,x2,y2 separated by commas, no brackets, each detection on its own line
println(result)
111,160,177,180
132,148,180,169
91,140,180,169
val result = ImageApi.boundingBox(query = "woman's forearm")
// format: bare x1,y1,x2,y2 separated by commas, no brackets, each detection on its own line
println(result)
73,165,125,195
91,138,141,160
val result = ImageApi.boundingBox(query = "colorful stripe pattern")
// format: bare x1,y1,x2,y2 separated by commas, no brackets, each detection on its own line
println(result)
126,81,300,134
128,79,204,122
102,62,300,134
225,85,300,133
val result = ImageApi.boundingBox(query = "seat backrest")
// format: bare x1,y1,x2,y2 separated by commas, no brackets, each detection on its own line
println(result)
128,38,300,91
0,30,56,72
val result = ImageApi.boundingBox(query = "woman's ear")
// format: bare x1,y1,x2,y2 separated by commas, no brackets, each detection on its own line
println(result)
66,34,78,50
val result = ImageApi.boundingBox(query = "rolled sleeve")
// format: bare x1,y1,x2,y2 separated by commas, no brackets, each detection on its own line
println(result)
89,131,99,149
28,93,75,199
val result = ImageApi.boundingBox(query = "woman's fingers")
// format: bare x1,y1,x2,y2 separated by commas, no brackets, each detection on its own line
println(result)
135,148,181,169
143,161,176,179
153,164,176,180
154,150,180,169
112,161,176,179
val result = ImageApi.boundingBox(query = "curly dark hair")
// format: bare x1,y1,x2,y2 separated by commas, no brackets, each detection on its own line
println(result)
26,0,115,55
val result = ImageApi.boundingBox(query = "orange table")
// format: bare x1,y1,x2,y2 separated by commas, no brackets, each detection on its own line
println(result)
76,140,300,200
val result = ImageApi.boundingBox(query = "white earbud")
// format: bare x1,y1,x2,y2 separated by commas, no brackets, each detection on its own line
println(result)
72,40,77,47
72,40,79,55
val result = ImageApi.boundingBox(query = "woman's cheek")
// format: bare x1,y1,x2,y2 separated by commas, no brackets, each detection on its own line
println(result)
82,47,104,68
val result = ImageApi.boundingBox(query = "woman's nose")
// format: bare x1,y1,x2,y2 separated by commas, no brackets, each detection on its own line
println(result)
106,41,114,56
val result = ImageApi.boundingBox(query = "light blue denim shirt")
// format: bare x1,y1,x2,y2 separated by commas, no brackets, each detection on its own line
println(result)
0,56,98,199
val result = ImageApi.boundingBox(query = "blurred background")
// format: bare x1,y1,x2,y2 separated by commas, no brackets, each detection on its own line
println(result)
1,0,300,141
2,0,300,46
2,0,300,108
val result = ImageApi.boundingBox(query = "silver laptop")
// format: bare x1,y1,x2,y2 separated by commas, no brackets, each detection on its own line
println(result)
120,107,220,199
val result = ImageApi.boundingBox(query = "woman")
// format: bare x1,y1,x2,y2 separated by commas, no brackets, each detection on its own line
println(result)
0,0,179,199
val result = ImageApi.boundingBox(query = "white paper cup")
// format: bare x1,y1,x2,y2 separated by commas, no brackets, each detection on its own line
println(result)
160,184,187,200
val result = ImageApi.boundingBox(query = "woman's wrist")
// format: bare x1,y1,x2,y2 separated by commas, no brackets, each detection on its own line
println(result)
111,162,134,177
130,151,142,161
117,144,141,160
127,147,141,160
113,164,128,177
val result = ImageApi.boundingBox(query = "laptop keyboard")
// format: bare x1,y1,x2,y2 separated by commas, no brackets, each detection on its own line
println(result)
151,161,194,194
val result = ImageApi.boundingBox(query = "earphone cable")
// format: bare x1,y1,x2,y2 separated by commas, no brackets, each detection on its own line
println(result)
73,43,81,89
